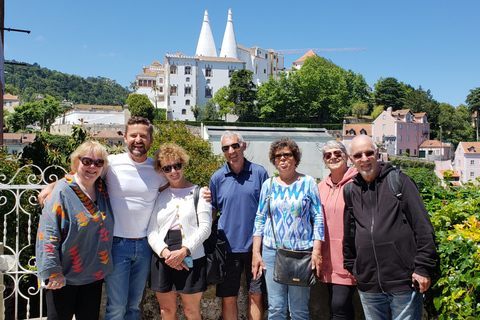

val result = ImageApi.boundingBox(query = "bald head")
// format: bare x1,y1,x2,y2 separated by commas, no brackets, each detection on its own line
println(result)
349,135,380,184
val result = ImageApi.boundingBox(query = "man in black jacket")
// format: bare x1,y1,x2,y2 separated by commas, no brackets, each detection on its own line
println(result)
343,135,437,320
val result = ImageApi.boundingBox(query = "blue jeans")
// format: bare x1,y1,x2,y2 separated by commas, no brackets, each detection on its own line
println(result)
263,245,310,320
358,290,424,320
104,237,152,320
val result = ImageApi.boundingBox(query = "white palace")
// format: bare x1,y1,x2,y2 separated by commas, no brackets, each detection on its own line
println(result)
134,9,286,121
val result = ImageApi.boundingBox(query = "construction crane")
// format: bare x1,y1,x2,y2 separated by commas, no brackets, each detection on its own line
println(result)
275,48,366,55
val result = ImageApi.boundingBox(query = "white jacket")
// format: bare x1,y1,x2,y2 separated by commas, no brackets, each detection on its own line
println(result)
147,186,212,260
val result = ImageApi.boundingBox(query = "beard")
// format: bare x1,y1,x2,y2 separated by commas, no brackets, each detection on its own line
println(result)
128,145,147,158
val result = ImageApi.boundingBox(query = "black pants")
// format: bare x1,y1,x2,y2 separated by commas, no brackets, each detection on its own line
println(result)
327,283,356,320
45,280,103,320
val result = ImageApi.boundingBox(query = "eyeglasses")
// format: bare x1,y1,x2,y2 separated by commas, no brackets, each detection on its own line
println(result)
351,150,376,160
324,150,343,160
274,152,294,160
80,157,105,168
162,162,183,173
221,143,241,152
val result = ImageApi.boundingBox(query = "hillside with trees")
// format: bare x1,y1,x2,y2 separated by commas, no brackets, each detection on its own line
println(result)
4,60,130,105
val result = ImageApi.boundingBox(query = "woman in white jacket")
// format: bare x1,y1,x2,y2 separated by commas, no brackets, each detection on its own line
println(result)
148,143,212,320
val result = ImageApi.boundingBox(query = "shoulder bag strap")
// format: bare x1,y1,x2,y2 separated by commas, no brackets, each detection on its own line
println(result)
267,177,279,248
193,185,201,226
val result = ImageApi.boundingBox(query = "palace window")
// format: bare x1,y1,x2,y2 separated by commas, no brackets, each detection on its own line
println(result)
170,66,177,74
205,67,212,77
205,88,212,98
170,85,178,95
185,66,191,75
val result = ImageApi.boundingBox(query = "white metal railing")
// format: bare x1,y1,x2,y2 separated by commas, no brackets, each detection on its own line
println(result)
0,165,68,320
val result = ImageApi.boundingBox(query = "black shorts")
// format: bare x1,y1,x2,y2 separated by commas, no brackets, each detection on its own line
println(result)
150,230,207,294
216,251,266,297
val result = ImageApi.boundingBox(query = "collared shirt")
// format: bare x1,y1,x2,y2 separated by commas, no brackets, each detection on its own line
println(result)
210,159,269,253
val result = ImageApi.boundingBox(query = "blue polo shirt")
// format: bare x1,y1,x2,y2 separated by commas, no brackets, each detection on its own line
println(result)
210,159,269,253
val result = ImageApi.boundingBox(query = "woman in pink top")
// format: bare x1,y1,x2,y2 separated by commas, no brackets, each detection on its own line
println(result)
318,140,357,320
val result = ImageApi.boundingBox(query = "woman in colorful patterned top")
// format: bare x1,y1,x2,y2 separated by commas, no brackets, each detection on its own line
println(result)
252,137,324,320
36,140,114,320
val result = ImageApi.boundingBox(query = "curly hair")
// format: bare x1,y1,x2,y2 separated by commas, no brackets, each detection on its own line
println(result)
269,137,302,167
70,140,109,173
153,143,190,173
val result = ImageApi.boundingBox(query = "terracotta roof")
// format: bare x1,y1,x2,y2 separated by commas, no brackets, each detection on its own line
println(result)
237,45,257,56
137,71,159,77
4,133,36,143
439,170,460,178
392,109,412,116
148,60,163,68
414,112,426,117
460,142,480,154
75,105,123,110
93,129,124,139
295,50,318,63
343,123,372,137
198,56,244,63
3,94,19,100
419,140,451,148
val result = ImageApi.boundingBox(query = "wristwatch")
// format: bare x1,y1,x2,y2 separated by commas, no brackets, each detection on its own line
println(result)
183,246,191,256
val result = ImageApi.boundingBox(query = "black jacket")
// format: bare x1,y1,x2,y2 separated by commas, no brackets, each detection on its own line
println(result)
343,162,437,293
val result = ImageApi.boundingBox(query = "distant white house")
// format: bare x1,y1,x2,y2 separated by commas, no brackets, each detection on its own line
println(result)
3,133,35,155
454,142,480,185
3,94,20,113
418,140,452,161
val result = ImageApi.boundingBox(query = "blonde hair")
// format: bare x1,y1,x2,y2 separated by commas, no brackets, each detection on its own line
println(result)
153,143,190,173
70,140,109,173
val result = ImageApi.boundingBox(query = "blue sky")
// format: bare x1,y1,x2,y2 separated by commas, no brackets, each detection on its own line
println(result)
4,0,479,108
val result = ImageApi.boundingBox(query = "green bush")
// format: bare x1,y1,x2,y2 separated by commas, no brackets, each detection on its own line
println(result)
423,180,480,319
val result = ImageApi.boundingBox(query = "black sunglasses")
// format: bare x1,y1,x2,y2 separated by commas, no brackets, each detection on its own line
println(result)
351,150,376,160
80,157,105,168
162,162,183,173
221,143,241,152
324,150,343,160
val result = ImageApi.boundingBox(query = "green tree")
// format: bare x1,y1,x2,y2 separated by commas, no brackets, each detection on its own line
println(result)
257,72,304,123
374,77,406,110
149,121,223,187
352,101,369,119
212,86,235,119
190,105,201,121
296,56,349,122
437,103,475,147
228,70,257,122
201,100,220,121
7,95,61,132
126,94,155,122
404,86,437,114
129,81,139,92
466,87,480,113
371,105,385,120
344,69,371,107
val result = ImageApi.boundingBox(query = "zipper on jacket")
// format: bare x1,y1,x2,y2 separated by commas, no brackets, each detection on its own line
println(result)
368,184,385,293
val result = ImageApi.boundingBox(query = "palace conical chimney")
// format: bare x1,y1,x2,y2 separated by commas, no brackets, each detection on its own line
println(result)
220,9,238,59
196,10,217,57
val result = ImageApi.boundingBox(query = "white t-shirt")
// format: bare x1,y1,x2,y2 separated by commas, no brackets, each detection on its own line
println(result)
105,153,168,238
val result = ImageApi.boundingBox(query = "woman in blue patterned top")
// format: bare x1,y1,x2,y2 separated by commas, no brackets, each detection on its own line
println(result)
252,137,324,320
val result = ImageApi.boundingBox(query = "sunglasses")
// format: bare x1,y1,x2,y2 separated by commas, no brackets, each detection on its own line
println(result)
274,152,294,160
80,157,105,168
221,143,241,152
351,150,376,160
162,162,183,173
324,150,343,160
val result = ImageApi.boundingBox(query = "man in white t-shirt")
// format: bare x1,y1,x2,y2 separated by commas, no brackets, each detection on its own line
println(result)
103,117,168,320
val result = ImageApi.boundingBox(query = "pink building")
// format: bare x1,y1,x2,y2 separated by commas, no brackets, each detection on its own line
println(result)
372,107,430,156
454,142,480,185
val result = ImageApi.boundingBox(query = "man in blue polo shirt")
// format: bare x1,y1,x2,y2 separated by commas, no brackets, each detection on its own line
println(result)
210,131,269,320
